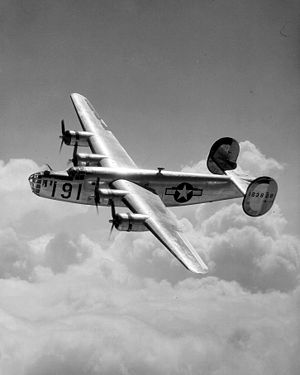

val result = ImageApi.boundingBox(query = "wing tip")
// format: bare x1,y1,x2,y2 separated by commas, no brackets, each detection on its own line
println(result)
70,93,87,102
188,262,209,274
180,237,209,274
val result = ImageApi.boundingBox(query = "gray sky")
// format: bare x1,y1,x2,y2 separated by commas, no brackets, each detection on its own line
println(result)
0,1,299,374
1,0,299,230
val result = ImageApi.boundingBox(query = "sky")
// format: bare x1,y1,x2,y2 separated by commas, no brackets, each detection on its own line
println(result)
0,1,299,374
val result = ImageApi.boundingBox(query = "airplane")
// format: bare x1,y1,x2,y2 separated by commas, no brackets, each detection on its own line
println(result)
28,93,278,274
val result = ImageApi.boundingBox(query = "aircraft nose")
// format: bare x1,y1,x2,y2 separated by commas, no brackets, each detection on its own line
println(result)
28,173,41,195
28,173,34,188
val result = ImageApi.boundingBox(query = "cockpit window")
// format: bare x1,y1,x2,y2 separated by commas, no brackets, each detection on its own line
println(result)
29,173,42,194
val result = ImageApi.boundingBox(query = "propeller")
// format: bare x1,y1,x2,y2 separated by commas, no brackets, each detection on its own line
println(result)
94,177,100,214
39,163,53,175
68,142,79,166
108,199,119,239
45,163,53,171
109,223,114,239
59,120,67,153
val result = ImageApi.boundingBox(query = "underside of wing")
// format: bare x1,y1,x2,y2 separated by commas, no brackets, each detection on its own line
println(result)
70,93,137,169
112,179,208,274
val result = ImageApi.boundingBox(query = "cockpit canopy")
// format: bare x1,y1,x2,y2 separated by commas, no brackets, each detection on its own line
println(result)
28,172,43,194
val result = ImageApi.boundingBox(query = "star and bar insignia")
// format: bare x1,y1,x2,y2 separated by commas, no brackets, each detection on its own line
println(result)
165,183,203,203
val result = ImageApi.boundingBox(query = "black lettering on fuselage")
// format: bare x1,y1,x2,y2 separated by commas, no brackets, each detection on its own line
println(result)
61,183,73,199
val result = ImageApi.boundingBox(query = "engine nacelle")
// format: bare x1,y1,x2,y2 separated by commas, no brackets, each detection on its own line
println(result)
207,137,240,175
243,177,278,217
62,130,93,147
76,153,108,166
97,188,128,200
114,213,148,232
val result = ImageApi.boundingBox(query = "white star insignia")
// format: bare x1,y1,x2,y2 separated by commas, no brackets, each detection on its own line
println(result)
177,184,191,200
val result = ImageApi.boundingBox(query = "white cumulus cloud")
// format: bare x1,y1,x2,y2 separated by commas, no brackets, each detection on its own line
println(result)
0,159,88,228
238,141,285,176
0,157,299,375
182,139,284,176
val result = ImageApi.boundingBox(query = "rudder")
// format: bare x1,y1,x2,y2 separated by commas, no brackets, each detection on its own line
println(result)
243,177,278,217
207,137,240,175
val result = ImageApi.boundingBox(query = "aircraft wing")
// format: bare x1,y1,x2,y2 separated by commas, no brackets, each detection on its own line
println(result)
70,93,137,169
112,179,208,274
71,93,207,273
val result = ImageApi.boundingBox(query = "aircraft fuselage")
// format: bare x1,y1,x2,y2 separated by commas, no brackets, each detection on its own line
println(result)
29,166,243,208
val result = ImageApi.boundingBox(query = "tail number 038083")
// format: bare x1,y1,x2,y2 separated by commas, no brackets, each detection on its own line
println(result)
51,182,82,201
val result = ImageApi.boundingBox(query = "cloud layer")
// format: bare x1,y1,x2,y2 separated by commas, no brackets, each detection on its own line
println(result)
0,147,299,374
1,256,299,375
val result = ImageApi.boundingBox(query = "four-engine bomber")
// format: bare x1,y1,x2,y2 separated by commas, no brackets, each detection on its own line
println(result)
29,93,278,274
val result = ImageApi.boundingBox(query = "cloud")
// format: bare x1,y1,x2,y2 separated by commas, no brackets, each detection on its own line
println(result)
43,232,91,273
106,202,300,293
0,159,40,226
0,228,92,279
0,227,31,279
0,159,87,228
182,140,284,176
238,141,284,176
0,157,299,374
178,142,298,292
0,259,299,375
181,158,207,173
197,203,300,292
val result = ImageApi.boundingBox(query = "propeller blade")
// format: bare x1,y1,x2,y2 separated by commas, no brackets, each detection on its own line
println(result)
59,138,64,153
45,163,53,171
61,119,66,135
108,200,117,239
94,177,100,214
59,120,66,153
95,177,100,191
109,221,114,239
110,199,116,219
72,142,78,166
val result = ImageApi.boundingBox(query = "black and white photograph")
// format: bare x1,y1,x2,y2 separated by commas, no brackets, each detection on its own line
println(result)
0,1,299,374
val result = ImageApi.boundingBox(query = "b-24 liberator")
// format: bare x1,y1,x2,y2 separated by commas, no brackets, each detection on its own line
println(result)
29,94,278,273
